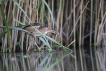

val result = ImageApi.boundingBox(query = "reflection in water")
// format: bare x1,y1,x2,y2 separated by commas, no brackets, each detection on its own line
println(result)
0,48,105,71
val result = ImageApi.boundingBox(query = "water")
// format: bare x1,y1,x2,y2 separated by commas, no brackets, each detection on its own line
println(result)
0,48,105,71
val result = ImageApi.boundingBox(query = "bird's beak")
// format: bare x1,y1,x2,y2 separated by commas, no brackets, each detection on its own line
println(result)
49,30,57,34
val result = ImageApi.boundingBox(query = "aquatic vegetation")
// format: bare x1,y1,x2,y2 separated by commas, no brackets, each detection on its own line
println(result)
0,0,106,52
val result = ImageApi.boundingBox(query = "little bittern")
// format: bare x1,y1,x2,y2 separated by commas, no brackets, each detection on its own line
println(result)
23,23,56,36
23,23,56,51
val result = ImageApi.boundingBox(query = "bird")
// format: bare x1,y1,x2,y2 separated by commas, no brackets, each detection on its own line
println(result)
23,23,56,51
23,23,56,36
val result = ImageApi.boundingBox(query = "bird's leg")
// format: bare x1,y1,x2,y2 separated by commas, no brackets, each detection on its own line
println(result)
39,44,46,51
27,36,33,52
37,37,47,51
34,37,41,51
27,36,42,52
34,37,46,51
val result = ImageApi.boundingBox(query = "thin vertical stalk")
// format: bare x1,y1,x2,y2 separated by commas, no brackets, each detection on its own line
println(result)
90,0,93,46
40,1,45,23
73,0,76,48
79,1,84,71
79,0,83,47
73,0,77,71
90,1,94,71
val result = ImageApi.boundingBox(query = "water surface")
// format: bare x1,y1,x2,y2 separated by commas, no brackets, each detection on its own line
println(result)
0,48,105,71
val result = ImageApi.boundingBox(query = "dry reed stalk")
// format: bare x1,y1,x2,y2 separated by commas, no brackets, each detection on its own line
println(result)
90,0,93,46
56,0,63,44
79,0,83,47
